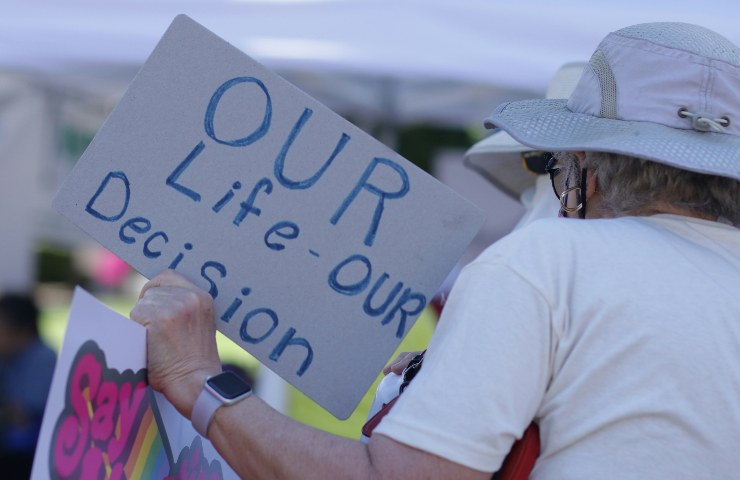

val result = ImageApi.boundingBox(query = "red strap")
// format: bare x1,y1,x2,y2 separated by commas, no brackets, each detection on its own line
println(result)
493,423,540,480
361,395,400,438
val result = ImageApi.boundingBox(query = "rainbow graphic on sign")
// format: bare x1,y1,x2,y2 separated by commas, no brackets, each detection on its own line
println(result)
124,405,170,478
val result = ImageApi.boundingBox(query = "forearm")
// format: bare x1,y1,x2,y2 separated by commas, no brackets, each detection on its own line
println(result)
202,385,487,480
208,394,376,480
131,270,486,480
167,367,376,479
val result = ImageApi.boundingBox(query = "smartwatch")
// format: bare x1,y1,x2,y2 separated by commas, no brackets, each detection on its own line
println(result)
191,371,252,438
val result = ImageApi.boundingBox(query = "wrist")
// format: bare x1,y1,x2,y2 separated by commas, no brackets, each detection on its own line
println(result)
166,368,221,419
191,371,253,438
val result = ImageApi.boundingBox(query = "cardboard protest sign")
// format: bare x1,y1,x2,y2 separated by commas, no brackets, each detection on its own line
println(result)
53,15,484,418
32,287,238,479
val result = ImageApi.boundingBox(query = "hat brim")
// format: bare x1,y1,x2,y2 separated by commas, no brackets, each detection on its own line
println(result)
485,99,740,181
464,130,535,200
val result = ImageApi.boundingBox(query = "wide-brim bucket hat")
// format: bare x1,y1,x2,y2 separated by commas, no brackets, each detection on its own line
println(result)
464,62,586,200
484,22,740,182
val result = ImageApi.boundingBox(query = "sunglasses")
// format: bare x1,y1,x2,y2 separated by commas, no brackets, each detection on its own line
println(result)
520,151,553,175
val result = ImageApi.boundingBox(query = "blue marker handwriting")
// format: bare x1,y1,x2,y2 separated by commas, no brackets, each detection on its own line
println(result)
82,75,428,377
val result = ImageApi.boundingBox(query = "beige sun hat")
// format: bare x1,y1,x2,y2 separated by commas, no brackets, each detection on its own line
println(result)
484,22,740,183
464,62,586,200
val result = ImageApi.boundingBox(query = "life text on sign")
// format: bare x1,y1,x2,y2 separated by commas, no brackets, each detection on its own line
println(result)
83,76,426,378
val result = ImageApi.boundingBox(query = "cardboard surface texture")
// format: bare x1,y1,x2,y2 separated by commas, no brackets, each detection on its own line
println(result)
53,15,483,418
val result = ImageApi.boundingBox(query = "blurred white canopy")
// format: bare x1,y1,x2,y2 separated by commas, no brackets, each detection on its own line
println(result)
4,0,740,128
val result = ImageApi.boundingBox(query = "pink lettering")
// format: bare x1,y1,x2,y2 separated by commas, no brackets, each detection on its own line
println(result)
91,380,117,441
50,341,150,480
108,379,147,463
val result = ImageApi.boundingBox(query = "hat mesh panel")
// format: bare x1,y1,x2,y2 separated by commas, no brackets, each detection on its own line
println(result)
588,49,617,119
617,23,740,65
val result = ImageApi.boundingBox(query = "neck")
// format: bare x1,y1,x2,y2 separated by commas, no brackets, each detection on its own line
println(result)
593,205,717,221
584,191,717,221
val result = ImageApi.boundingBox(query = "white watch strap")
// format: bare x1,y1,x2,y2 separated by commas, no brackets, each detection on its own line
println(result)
191,385,223,438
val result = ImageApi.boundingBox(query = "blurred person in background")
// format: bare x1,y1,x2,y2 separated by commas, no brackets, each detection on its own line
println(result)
0,293,56,479
464,62,586,228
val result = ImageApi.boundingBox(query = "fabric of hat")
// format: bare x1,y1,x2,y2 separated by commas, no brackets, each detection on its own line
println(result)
484,22,740,182
464,62,586,200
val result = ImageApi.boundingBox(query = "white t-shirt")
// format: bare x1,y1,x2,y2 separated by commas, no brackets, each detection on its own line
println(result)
374,214,740,479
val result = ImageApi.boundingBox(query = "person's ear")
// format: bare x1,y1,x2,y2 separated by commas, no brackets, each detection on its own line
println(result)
585,168,599,199
575,152,599,200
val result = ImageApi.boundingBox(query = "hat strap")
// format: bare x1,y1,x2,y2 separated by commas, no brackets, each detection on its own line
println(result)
677,108,730,133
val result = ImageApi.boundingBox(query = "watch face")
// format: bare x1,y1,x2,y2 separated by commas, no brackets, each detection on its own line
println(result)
208,371,252,399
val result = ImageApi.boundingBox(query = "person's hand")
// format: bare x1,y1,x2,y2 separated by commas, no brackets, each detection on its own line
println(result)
382,351,423,375
130,269,222,418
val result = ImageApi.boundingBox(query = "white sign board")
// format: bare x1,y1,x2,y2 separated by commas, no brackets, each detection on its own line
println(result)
32,287,239,479
53,15,484,418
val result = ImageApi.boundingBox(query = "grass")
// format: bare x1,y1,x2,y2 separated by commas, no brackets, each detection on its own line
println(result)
38,291,437,440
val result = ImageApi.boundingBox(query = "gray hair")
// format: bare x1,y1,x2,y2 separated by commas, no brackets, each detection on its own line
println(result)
554,151,740,226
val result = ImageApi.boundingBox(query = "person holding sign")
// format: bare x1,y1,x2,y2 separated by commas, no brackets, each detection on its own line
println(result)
131,22,740,479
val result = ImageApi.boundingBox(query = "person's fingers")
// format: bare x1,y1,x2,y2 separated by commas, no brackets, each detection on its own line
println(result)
382,352,408,375
131,285,212,332
132,270,208,326
382,351,420,375
138,269,199,299
389,357,411,375
131,288,186,323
